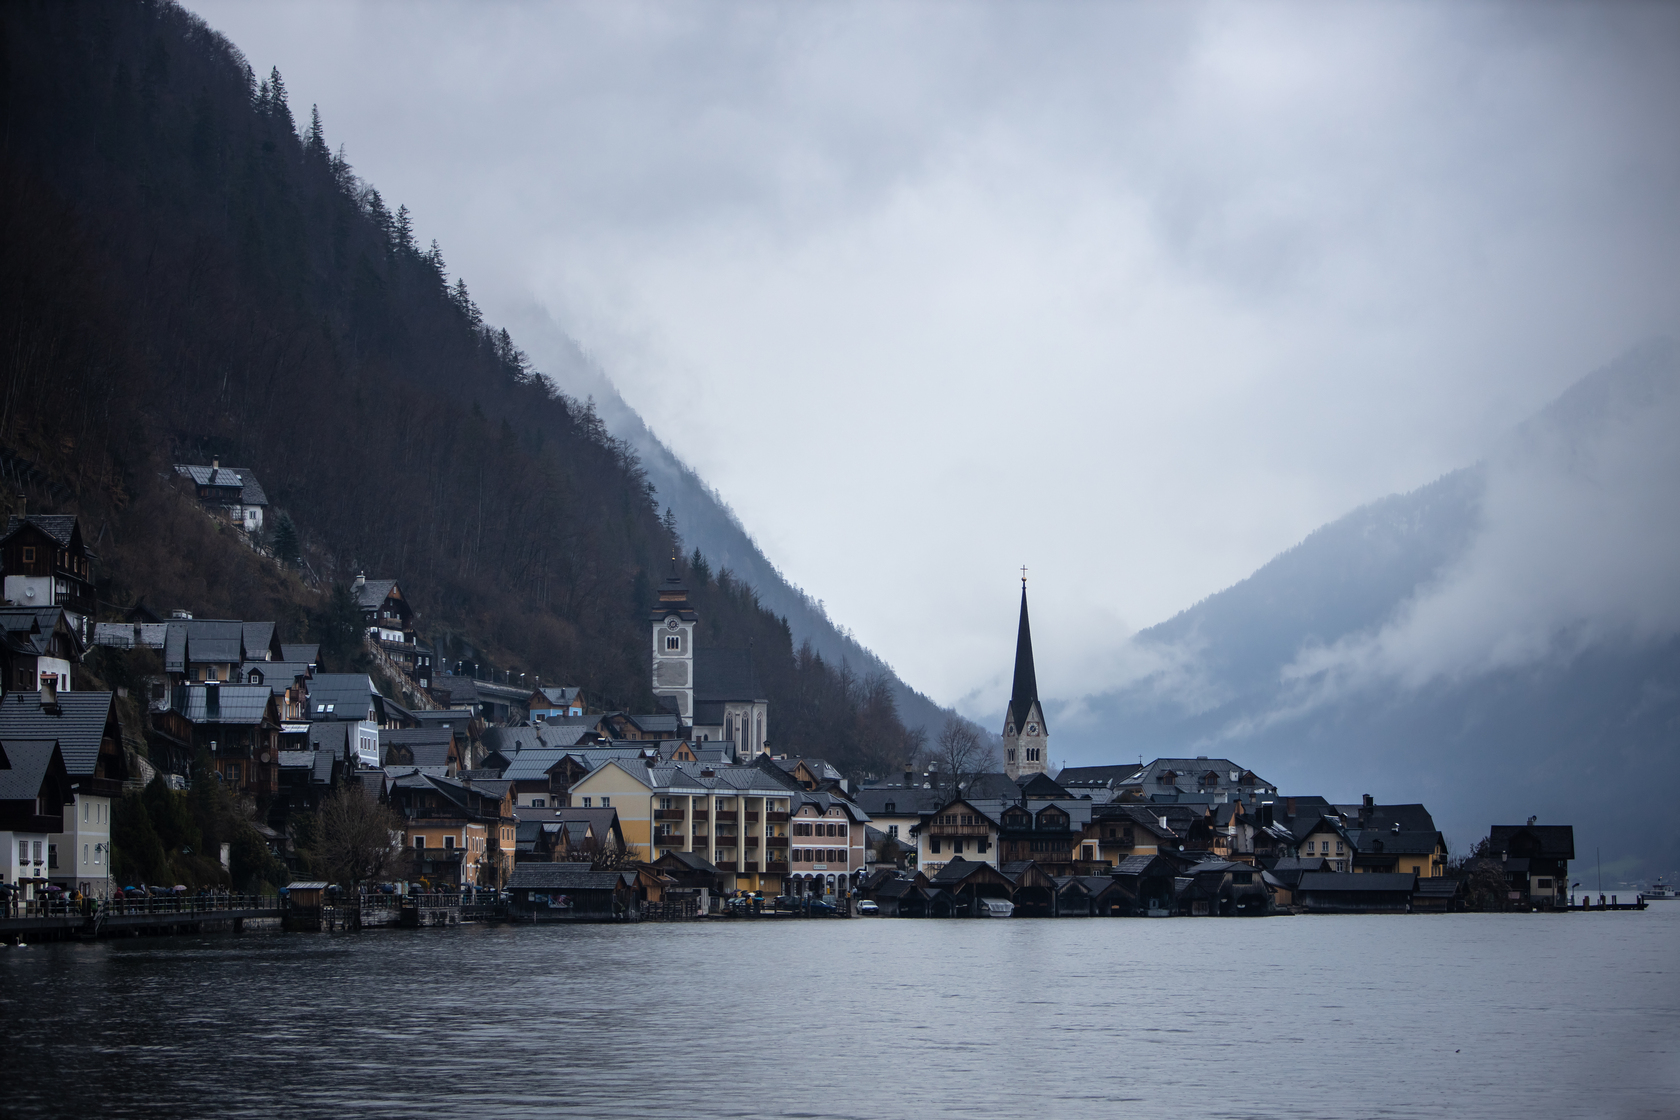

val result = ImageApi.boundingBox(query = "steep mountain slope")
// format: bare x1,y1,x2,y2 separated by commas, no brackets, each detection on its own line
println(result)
0,0,926,773
502,307,952,737
1056,341,1680,878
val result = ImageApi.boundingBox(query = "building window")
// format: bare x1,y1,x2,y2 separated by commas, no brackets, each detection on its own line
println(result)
414,836,425,849
600,797,610,808
666,636,680,651
888,825,898,838
581,797,591,808
444,836,455,850
531,798,545,808
930,837,940,854
660,797,674,810
21,546,34,563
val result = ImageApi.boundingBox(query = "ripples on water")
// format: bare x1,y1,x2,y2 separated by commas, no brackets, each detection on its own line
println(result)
3,908,1676,1119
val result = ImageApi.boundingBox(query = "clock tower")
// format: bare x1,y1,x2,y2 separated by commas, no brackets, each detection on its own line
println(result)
1002,576,1049,781
651,563,697,720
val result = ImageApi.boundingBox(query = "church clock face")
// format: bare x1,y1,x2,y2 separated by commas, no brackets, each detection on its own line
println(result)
1027,723,1038,735
666,617,679,630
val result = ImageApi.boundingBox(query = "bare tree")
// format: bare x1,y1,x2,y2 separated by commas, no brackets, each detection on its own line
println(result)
314,787,405,889
930,718,998,801
560,840,643,872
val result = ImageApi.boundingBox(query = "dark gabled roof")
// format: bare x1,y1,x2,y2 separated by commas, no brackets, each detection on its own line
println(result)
1112,853,1179,877
928,858,1007,885
962,772,1028,800
1413,878,1463,898
242,661,312,696
1348,829,1442,857
790,790,872,823
379,727,455,768
0,606,77,658
851,786,945,817
694,648,765,703
280,644,319,665
305,674,380,721
0,739,65,802
2,514,80,549
1055,764,1141,788
1017,772,1071,798
656,849,720,874
355,579,400,611
174,464,268,505
1488,825,1576,860
0,691,116,778
506,864,626,891
1298,872,1417,892
178,683,275,725
1335,803,1440,833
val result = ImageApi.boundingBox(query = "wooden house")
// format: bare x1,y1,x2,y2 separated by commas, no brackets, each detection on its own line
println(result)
0,515,95,643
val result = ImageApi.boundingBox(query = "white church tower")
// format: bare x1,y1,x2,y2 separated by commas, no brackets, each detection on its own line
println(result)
651,563,697,720
1002,575,1049,781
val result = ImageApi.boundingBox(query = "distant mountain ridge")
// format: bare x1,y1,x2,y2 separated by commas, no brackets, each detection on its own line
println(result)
1053,341,1680,879
503,306,952,738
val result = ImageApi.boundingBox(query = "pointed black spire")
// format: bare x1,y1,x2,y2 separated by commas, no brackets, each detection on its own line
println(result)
1008,581,1042,732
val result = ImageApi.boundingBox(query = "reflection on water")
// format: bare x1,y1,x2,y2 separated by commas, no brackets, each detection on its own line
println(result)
4,908,1677,1119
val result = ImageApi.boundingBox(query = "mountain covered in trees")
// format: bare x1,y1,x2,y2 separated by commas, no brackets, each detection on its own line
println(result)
0,0,925,776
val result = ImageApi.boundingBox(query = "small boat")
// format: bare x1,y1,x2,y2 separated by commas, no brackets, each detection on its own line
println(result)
977,898,1015,918
1642,877,1677,901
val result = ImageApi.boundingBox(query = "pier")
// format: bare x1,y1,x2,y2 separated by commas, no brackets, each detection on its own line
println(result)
0,894,282,942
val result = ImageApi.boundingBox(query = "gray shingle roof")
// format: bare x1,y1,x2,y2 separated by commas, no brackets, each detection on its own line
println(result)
1298,872,1417,892
178,683,274,725
174,464,269,506
0,692,115,777
355,579,399,611
306,674,380,721
507,864,628,891
2,515,79,548
0,739,63,802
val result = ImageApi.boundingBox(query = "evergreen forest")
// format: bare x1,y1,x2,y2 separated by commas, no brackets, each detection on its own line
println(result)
0,1,925,777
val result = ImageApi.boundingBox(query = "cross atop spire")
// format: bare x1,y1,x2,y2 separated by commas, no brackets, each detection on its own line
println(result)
1020,564,1028,586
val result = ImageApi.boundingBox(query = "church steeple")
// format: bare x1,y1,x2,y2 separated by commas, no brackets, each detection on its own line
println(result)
1002,572,1049,780
1008,582,1040,733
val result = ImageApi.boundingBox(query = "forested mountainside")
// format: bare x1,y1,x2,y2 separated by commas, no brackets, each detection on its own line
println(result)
1055,343,1680,877
0,0,924,775
502,307,953,738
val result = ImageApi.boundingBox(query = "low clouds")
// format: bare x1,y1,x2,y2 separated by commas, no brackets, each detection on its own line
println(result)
191,1,1680,709
1285,341,1680,700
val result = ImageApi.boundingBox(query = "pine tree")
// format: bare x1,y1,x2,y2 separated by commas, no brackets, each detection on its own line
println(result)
423,239,446,275
271,511,299,567
268,66,295,134
306,104,327,156
452,278,482,328
394,204,414,252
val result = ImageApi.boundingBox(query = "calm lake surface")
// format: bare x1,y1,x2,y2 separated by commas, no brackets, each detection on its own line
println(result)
4,907,1676,1119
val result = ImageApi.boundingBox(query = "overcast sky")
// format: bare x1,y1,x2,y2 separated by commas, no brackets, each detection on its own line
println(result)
192,0,1680,714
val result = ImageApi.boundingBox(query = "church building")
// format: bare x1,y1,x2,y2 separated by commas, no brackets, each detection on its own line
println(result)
649,564,768,761
1002,579,1049,781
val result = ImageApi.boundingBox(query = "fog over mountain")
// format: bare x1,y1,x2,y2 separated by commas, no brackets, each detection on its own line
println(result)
1048,341,1680,878
501,304,953,737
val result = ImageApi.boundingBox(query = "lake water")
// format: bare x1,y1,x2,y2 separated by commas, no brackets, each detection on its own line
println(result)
4,907,1676,1119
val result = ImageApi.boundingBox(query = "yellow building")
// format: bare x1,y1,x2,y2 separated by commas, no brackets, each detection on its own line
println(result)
570,760,793,894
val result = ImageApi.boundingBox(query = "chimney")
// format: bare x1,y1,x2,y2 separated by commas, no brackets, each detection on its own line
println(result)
40,677,60,712
903,770,913,788
1285,797,1296,817
1363,793,1374,809
353,572,366,592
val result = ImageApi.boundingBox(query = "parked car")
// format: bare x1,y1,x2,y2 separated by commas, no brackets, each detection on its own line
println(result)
806,898,838,915
856,899,880,915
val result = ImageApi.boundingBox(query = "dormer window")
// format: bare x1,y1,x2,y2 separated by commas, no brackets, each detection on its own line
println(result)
20,546,34,563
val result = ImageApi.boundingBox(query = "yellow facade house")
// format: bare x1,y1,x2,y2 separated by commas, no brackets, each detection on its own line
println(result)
570,759,793,895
